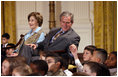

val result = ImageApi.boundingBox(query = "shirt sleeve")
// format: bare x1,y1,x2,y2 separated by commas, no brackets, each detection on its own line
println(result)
36,32,45,43
75,59,83,72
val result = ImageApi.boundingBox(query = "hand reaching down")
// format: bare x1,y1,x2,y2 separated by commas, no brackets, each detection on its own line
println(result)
26,44,37,50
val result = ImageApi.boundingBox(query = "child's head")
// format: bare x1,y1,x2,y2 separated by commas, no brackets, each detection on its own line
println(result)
15,56,27,64
45,53,63,73
2,59,10,76
6,43,15,56
39,51,47,60
73,72,89,76
12,64,32,76
90,48,108,64
105,51,117,68
2,57,21,76
83,45,96,61
83,61,110,76
2,33,10,44
30,60,48,75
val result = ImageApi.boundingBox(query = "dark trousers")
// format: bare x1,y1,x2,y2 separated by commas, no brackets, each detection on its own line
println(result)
18,45,39,64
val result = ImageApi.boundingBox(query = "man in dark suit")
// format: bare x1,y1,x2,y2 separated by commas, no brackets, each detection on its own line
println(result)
19,11,80,64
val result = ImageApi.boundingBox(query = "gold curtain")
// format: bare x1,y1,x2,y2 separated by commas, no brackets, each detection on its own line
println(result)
49,1,56,29
94,1,117,53
1,1,16,44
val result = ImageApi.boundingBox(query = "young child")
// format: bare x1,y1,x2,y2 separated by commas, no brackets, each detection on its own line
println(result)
46,53,66,76
5,43,18,57
12,64,32,76
39,50,47,60
104,51,117,76
30,60,48,76
90,48,108,64
83,61,110,76
69,44,96,72
83,45,96,61
1,33,10,48
2,57,23,76
1,33,10,57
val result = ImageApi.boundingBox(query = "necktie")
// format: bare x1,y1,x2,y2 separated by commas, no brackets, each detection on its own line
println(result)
52,31,63,42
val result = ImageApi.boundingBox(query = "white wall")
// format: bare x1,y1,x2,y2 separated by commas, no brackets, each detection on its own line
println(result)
16,1,94,53
61,1,94,53
16,1,49,41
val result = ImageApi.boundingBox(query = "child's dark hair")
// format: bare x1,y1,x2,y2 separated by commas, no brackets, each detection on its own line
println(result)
31,60,48,75
2,33,10,39
83,61,110,76
6,43,16,50
95,48,108,63
46,52,63,68
110,51,117,57
84,45,96,55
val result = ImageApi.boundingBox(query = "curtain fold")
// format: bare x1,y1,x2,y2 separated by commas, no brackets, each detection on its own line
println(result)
1,1,16,44
94,1,117,53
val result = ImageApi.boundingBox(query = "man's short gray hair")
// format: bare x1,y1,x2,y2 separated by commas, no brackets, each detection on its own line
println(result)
60,11,74,23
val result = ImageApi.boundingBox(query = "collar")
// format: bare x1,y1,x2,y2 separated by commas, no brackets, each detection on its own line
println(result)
29,27,41,34
60,29,65,33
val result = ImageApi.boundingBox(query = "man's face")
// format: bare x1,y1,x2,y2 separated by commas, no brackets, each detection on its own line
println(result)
60,16,73,32
46,57,56,72
90,51,99,63
2,37,9,44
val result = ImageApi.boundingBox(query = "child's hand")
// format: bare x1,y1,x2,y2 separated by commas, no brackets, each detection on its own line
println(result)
69,44,78,59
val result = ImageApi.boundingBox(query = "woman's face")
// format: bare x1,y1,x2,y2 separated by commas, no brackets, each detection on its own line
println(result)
83,50,93,61
2,60,10,76
28,16,39,30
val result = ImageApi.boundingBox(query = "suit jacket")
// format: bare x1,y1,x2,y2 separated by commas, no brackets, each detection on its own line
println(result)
37,28,80,60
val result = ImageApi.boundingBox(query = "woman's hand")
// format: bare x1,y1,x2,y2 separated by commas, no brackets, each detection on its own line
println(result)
26,44,37,50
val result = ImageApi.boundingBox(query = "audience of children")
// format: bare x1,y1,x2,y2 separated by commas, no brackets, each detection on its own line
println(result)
69,44,115,76
2,57,24,76
1,43,117,76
